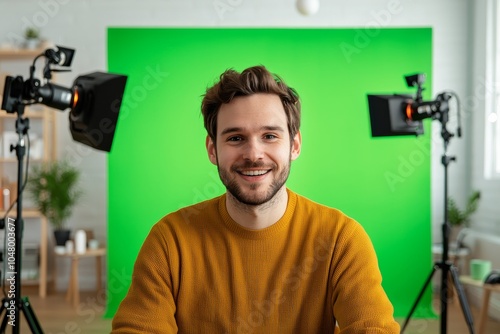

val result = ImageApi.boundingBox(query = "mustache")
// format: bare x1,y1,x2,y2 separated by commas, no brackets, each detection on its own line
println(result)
231,161,275,170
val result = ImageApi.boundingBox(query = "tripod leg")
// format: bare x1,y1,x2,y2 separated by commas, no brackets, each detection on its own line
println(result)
449,266,475,334
0,298,10,332
401,265,437,333
0,316,8,333
19,297,43,334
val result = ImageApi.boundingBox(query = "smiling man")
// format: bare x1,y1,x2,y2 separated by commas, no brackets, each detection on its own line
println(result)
112,66,400,333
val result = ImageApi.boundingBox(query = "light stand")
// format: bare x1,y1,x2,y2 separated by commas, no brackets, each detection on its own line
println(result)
0,45,127,333
400,92,475,334
0,105,43,334
367,73,475,334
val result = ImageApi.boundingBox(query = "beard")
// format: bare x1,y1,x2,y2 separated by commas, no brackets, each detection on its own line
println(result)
217,158,291,206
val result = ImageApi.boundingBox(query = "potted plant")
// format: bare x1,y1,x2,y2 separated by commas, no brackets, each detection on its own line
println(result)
24,27,40,49
27,160,83,246
448,191,481,226
447,190,481,243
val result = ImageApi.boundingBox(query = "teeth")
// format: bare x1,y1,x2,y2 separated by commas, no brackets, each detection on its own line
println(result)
241,170,268,176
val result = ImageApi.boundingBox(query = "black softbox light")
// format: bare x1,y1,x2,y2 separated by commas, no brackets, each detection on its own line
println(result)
69,72,127,152
367,94,423,137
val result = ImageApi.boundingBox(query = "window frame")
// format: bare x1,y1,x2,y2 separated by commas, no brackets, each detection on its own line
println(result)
485,0,500,179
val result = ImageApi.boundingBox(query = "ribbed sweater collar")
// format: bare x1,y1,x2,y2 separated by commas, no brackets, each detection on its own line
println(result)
217,188,297,240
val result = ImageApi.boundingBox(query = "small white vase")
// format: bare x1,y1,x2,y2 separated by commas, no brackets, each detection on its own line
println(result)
24,39,39,49
75,230,87,254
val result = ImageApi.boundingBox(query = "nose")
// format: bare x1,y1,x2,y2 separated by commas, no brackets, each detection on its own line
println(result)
242,138,264,161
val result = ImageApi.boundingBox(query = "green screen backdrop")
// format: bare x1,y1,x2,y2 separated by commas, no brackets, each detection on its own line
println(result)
106,28,434,319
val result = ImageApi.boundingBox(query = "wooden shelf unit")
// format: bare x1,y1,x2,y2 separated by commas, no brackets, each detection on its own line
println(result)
0,46,47,59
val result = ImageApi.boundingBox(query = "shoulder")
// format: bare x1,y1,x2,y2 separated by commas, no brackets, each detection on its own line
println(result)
289,190,367,238
148,195,223,238
171,196,222,224
292,191,355,223
137,196,223,262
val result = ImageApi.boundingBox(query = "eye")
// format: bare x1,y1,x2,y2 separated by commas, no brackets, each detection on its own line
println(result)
227,136,243,142
264,134,278,140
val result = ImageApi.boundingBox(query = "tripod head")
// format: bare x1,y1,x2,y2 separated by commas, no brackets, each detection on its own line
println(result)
404,73,462,148
2,45,76,115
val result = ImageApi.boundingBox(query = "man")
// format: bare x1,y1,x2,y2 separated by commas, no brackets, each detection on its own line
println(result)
112,65,400,333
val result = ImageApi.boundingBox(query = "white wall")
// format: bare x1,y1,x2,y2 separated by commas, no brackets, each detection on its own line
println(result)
0,0,474,289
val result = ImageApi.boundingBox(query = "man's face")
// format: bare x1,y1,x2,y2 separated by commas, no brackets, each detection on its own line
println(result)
206,93,301,206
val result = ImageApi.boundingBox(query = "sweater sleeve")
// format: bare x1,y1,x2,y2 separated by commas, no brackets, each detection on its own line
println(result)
330,220,400,334
111,223,178,333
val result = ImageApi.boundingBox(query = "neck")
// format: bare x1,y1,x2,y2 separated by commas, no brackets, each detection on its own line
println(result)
226,187,288,230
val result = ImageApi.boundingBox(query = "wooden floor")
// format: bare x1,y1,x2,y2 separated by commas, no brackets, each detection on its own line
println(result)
16,291,112,333
396,298,500,334
7,290,500,333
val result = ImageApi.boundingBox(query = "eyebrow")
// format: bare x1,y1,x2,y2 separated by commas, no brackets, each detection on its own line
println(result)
220,126,286,136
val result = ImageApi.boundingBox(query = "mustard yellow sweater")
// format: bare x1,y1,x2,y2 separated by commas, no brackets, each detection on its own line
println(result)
112,190,399,333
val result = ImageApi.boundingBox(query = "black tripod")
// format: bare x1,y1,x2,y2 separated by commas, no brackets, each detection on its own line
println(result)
401,93,474,334
0,104,43,333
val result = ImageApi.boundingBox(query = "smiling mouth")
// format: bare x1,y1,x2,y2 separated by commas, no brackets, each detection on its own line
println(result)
239,170,270,176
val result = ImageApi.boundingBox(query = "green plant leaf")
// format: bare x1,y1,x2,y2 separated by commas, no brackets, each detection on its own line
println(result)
447,190,481,227
26,160,82,229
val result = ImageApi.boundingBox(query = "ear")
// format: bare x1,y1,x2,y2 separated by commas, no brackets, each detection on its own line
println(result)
291,131,302,161
206,136,218,165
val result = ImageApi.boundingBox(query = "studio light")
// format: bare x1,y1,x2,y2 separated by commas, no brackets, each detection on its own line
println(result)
68,72,127,152
367,74,473,334
0,45,127,334
1,45,127,152
367,94,423,136
367,73,461,139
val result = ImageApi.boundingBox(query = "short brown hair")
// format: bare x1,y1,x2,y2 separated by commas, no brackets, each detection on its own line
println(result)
201,65,301,141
